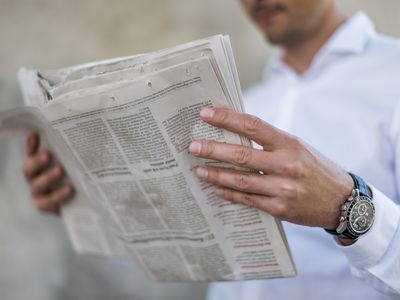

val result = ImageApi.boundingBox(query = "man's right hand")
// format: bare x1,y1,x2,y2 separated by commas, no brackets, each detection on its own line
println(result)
22,133,74,215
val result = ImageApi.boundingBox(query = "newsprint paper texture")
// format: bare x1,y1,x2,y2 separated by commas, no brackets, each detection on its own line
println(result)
0,35,296,281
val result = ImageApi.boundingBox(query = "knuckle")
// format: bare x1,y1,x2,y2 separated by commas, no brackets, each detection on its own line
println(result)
279,183,297,199
202,140,215,156
215,108,229,124
206,167,219,182
243,115,262,135
234,173,251,191
232,147,252,166
281,161,306,178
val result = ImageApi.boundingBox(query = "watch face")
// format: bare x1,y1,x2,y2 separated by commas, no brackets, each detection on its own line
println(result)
348,198,375,234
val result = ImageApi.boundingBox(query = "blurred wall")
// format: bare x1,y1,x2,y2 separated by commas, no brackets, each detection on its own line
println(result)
0,1,400,300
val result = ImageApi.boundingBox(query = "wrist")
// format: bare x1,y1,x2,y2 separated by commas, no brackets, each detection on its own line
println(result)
326,172,354,230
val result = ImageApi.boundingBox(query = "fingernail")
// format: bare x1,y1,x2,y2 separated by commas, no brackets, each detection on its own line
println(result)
189,141,202,154
200,107,215,120
215,187,224,196
196,166,208,178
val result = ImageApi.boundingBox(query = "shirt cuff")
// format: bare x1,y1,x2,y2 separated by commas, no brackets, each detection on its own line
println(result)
335,186,400,269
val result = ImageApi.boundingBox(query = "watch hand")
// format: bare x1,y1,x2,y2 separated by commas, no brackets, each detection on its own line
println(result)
353,216,361,227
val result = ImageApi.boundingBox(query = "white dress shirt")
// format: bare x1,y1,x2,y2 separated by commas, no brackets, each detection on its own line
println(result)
208,12,400,300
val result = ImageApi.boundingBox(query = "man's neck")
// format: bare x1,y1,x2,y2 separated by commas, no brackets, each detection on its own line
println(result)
283,9,345,75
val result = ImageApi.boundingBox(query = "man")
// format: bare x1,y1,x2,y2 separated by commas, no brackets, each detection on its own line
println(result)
23,0,400,298
197,1,400,299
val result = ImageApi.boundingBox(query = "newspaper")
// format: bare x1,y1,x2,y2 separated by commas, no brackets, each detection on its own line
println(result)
0,35,296,281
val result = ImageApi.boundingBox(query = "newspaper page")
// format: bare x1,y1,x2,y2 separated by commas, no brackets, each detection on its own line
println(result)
2,35,296,281
0,107,123,257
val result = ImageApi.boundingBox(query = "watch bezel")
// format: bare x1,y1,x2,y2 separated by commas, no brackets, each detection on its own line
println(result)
345,196,375,236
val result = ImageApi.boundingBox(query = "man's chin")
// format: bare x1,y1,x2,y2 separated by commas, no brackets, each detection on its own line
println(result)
262,30,287,46
255,20,288,45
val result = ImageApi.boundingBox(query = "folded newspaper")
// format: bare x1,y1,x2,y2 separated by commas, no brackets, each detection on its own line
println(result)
0,35,296,281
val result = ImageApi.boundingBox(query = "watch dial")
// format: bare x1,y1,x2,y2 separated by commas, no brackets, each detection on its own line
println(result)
349,198,374,234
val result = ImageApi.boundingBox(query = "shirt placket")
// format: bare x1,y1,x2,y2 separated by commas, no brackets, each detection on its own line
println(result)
275,74,301,133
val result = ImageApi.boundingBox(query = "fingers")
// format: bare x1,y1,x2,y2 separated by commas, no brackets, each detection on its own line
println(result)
26,133,40,156
195,166,281,197
22,137,74,215
23,150,52,180
30,164,64,195
189,139,279,173
214,187,284,218
199,107,287,150
34,184,74,214
194,165,298,220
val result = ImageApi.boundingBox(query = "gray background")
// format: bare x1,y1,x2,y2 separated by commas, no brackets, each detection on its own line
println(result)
0,1,399,300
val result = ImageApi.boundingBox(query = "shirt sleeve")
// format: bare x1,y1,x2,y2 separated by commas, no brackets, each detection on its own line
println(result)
335,186,400,296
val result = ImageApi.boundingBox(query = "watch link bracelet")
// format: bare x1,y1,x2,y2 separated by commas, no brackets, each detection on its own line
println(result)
325,173,375,240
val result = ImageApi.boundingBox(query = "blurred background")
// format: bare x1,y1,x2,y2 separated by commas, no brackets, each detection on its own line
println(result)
0,1,399,299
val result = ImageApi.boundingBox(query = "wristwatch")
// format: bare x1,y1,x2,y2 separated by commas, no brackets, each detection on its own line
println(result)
325,173,375,240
